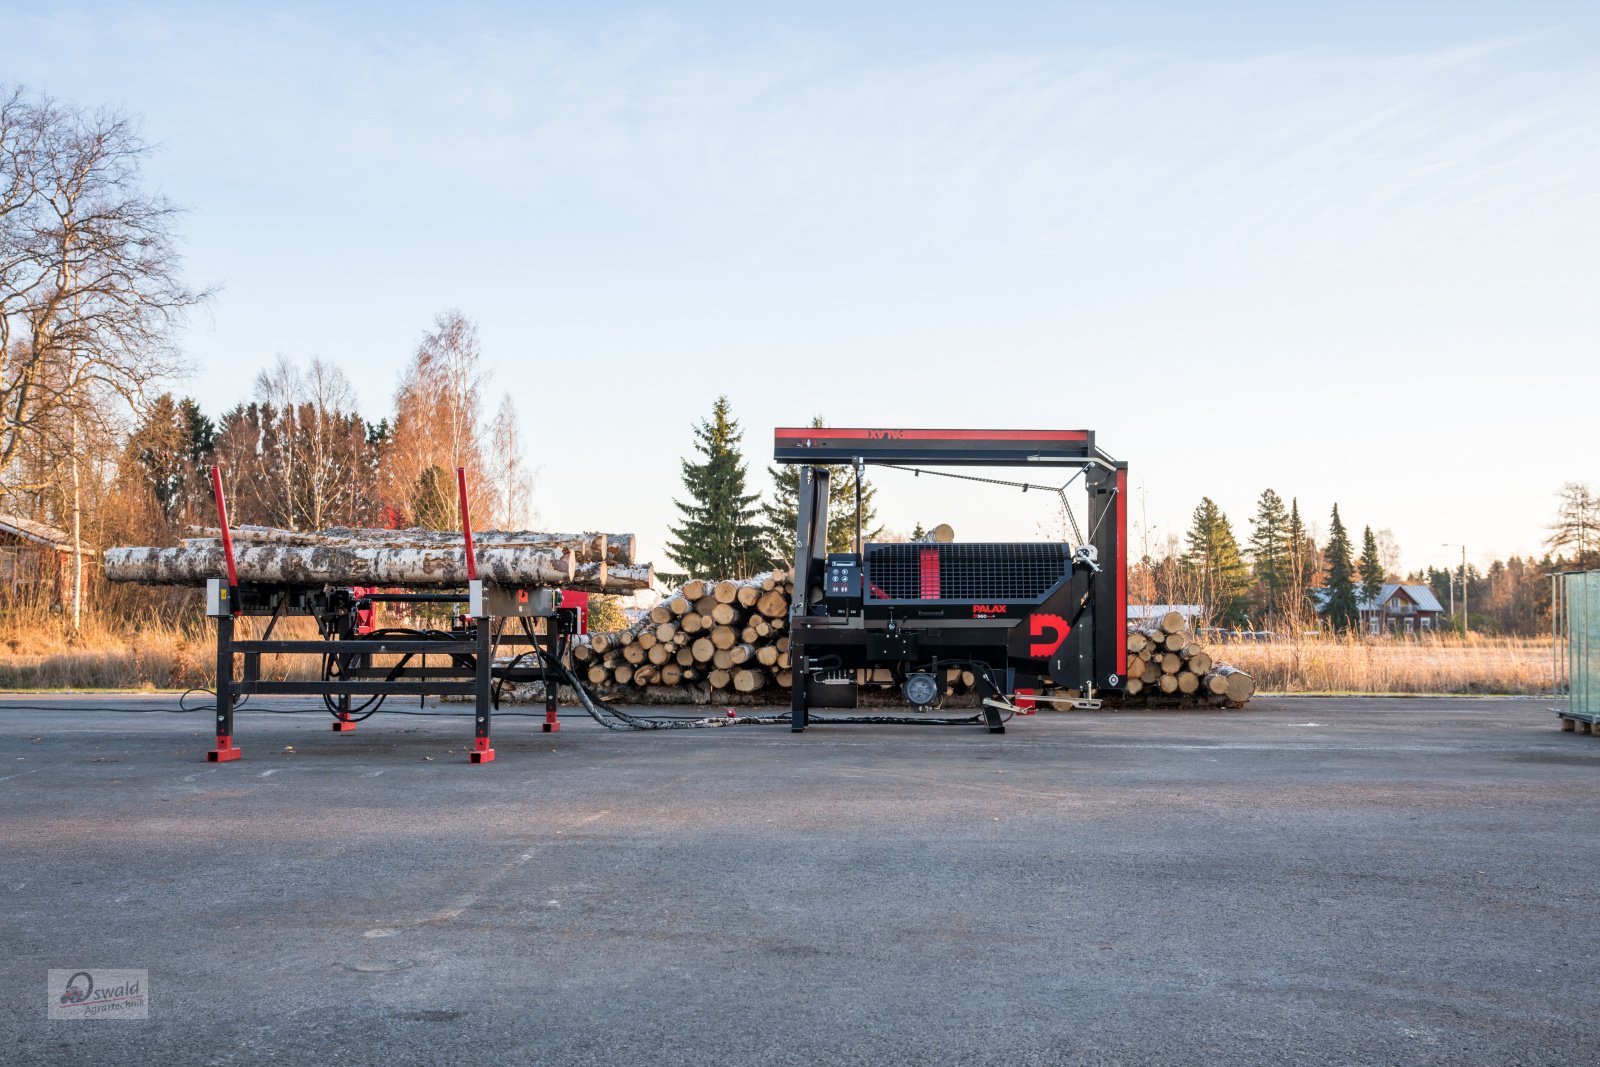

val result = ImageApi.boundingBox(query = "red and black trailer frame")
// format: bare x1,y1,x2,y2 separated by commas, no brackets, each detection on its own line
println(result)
203,467,581,765
774,428,1127,733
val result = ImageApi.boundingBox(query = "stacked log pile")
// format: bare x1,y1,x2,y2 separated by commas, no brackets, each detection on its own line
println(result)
572,584,1256,710
1118,611,1256,708
572,572,796,703
103,525,650,592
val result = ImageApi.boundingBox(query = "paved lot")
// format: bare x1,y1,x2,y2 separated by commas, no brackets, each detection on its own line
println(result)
1,694,1596,1065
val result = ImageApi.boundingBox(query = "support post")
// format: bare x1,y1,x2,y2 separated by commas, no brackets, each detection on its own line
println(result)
470,614,495,763
209,613,241,761
790,650,808,732
332,611,357,731
542,620,561,732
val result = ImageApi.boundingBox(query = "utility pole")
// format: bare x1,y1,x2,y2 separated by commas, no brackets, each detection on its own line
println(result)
1442,543,1467,637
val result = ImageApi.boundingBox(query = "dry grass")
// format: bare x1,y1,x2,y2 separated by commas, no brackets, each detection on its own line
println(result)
1219,632,1554,695
0,611,324,690
0,610,1556,696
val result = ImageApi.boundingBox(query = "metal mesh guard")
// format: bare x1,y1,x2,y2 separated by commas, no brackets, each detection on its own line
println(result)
864,543,1071,601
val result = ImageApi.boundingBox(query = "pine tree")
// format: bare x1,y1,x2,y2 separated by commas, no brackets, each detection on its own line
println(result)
1247,489,1290,620
667,396,765,579
1321,505,1360,632
759,415,880,564
1358,525,1386,609
910,521,928,542
1183,497,1251,626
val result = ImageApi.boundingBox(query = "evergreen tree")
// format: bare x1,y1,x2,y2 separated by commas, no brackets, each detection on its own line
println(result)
1321,505,1360,632
910,521,928,542
129,393,189,523
1183,497,1251,625
411,464,456,530
1247,488,1290,620
667,396,765,578
1358,525,1386,607
759,415,880,564
1284,497,1318,623
826,464,881,555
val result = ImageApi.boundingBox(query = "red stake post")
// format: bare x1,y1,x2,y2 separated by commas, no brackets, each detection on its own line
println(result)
209,466,240,614
457,466,478,582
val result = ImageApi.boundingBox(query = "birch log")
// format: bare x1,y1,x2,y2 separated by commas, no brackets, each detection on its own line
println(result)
104,544,576,586
185,525,636,565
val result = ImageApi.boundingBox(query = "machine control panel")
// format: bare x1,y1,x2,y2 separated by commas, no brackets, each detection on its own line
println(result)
824,553,863,599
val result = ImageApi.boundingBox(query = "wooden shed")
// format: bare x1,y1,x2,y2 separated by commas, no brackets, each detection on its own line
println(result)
0,512,93,609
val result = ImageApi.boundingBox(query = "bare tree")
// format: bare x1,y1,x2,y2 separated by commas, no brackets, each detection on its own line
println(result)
301,357,361,530
1548,482,1599,567
384,310,489,526
487,394,535,528
0,87,207,626
252,355,302,529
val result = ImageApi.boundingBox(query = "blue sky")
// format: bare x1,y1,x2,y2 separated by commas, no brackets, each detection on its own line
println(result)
9,2,1598,574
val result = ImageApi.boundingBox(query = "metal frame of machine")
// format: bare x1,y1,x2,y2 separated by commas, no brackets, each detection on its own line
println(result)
775,428,1127,734
206,580,575,764
203,467,574,765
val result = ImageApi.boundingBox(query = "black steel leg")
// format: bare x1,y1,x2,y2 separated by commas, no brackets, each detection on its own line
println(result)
982,700,1006,734
542,620,560,732
209,614,241,761
790,651,808,732
974,666,1006,734
471,620,496,763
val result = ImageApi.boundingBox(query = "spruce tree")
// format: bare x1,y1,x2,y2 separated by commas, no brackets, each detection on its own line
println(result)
910,521,928,542
667,396,765,578
1183,497,1251,626
825,465,881,555
1284,497,1319,622
759,415,880,564
1321,505,1360,632
1358,525,1386,609
1247,489,1290,620
411,465,456,530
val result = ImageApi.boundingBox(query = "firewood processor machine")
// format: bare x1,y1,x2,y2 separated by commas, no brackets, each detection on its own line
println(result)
776,428,1128,733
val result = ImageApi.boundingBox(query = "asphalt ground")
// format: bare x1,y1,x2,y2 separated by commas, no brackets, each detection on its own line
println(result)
1,694,1596,1066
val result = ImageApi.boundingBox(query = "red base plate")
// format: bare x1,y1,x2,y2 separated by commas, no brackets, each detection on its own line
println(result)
469,737,496,763
331,720,358,732
207,737,242,762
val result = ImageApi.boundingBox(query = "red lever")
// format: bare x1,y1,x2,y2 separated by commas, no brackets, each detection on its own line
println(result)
457,467,477,582
210,466,240,614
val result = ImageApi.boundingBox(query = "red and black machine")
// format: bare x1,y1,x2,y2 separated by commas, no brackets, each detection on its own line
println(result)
776,428,1127,733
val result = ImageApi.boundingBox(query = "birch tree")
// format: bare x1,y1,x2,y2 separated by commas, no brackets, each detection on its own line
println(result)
0,87,207,627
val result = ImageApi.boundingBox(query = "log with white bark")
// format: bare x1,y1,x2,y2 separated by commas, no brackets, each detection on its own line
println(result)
570,561,654,593
104,544,575,587
184,525,636,565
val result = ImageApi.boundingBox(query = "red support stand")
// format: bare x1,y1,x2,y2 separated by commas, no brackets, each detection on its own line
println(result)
331,714,357,732
469,736,496,764
542,708,560,733
208,735,242,762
